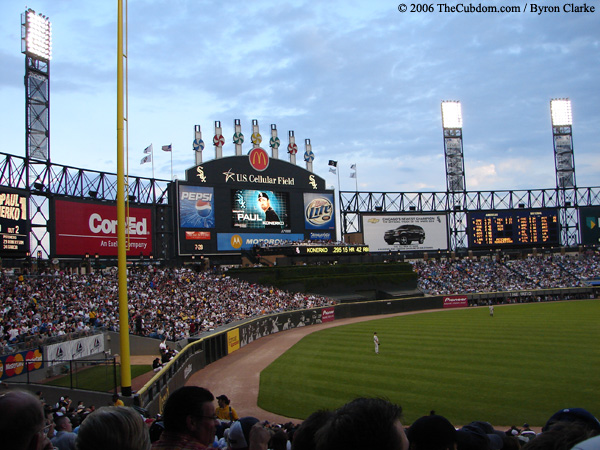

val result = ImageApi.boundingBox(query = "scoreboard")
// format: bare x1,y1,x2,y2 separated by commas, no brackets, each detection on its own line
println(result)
0,188,29,256
468,209,560,248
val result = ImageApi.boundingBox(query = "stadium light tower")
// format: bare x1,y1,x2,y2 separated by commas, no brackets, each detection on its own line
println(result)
441,101,466,193
550,98,576,189
551,98,578,247
441,100,467,250
21,8,52,162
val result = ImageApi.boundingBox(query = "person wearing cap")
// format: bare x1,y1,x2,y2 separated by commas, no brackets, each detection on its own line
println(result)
521,421,598,450
407,415,457,450
216,395,239,423
151,386,219,450
257,192,281,228
373,332,380,354
226,417,260,450
112,393,124,407
520,423,536,444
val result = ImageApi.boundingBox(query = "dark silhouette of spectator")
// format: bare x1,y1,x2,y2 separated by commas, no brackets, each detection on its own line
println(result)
315,398,408,450
151,386,218,450
407,415,457,450
522,422,598,450
0,389,54,450
76,406,151,450
291,410,334,450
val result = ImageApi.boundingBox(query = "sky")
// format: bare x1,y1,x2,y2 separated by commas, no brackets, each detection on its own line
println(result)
0,0,598,195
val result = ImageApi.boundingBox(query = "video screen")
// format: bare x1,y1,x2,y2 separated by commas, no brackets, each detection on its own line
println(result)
231,189,290,230
468,209,560,248
179,185,215,229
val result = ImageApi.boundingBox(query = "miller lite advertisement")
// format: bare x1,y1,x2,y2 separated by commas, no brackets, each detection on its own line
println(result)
179,185,215,228
231,189,290,230
53,199,153,256
303,193,335,230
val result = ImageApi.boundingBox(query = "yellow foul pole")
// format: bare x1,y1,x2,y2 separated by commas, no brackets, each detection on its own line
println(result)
117,0,132,396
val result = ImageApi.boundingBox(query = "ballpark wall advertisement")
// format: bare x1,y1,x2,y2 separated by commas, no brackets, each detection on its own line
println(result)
52,199,153,256
579,206,600,246
0,348,44,381
362,214,449,252
303,193,335,231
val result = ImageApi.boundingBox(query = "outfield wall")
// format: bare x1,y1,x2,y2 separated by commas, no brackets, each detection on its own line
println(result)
134,286,594,416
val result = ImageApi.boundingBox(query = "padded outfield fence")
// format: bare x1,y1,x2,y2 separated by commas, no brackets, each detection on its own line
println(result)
133,285,595,417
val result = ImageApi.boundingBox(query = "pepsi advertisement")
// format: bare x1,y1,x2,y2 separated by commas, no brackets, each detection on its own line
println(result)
231,189,290,230
304,193,335,230
179,185,215,229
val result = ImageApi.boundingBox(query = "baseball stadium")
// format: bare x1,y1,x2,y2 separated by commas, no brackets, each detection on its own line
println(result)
1,5,600,450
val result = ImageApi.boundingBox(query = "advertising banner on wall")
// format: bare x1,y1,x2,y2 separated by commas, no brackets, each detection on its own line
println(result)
217,233,304,251
239,308,329,348
579,206,600,246
44,334,105,366
443,295,468,308
53,200,152,256
0,348,44,380
303,193,335,230
179,185,215,229
227,329,240,354
362,214,448,252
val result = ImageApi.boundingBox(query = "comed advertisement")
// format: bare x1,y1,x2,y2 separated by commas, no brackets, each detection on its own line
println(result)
53,199,152,256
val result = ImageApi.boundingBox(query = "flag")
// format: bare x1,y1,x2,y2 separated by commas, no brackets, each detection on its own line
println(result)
350,164,356,170
143,144,153,154
162,144,172,152
350,172,356,178
140,154,152,165
329,167,337,174
328,160,337,167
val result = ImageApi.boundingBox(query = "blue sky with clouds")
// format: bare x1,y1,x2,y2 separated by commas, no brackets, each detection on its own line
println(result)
1,1,598,194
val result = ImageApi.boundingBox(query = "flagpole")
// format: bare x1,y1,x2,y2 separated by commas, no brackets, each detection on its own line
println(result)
354,164,358,192
152,145,155,180
170,144,173,181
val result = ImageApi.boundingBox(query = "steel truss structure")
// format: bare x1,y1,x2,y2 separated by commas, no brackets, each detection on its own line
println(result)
0,152,169,258
339,187,600,249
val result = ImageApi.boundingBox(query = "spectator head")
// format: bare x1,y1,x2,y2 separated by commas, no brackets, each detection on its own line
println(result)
542,408,600,433
457,424,492,450
407,415,457,450
227,417,260,450
162,386,217,446
217,395,231,407
0,389,50,450
315,398,408,450
55,414,73,432
270,429,289,450
521,421,598,450
292,410,334,450
75,406,151,450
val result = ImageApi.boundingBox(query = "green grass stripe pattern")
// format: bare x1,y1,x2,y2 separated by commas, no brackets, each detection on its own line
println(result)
258,300,600,426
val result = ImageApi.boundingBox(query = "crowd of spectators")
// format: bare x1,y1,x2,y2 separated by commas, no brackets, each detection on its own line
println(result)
4,387,599,450
0,267,334,355
410,253,600,296
2,252,600,355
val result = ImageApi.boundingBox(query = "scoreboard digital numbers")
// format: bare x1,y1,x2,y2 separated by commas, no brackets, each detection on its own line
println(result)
0,188,29,256
468,209,560,248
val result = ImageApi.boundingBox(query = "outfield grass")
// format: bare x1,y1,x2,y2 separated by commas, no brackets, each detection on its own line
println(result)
46,365,151,392
258,300,600,426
